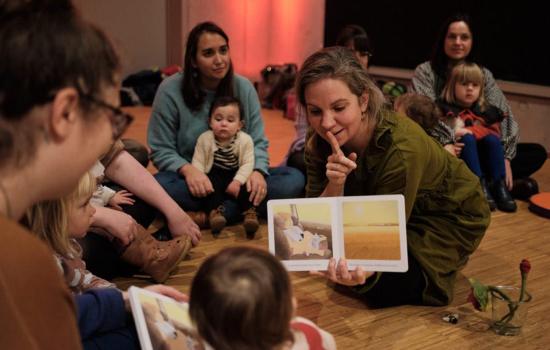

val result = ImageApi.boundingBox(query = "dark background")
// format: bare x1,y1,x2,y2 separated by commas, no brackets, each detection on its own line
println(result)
324,1,550,87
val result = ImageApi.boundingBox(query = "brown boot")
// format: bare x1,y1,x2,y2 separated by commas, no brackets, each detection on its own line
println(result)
121,226,192,283
243,207,259,239
186,211,208,229
209,206,226,235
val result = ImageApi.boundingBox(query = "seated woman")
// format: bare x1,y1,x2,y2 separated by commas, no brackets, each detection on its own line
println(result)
296,47,490,307
148,22,305,226
411,13,546,200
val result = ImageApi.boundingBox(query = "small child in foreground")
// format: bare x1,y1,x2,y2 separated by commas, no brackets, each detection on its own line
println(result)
26,172,189,287
25,172,115,293
188,246,336,350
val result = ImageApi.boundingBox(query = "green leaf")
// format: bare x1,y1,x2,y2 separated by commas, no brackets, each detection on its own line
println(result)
468,278,489,311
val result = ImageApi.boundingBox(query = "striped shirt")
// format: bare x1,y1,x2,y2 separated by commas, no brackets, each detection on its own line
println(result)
213,135,239,170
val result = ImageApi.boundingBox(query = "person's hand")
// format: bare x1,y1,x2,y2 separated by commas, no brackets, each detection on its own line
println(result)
453,142,464,157
246,171,267,206
443,144,457,156
166,209,201,246
505,158,514,190
122,285,188,311
180,164,214,198
94,207,138,246
108,190,135,211
225,180,241,198
310,258,374,286
325,131,357,187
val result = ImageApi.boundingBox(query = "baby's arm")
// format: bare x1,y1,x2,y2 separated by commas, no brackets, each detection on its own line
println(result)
91,185,116,207
108,189,135,211
227,133,255,198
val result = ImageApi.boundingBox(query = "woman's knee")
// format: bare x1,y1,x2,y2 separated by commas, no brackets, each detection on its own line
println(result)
460,133,476,146
480,134,502,148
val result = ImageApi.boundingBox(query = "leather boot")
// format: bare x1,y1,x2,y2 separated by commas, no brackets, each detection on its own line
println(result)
492,179,517,213
121,226,192,283
480,178,496,211
510,177,539,200
243,207,259,239
186,211,208,229
209,206,226,235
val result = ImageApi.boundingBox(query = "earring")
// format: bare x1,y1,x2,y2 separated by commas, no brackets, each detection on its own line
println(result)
192,69,198,78
361,110,367,120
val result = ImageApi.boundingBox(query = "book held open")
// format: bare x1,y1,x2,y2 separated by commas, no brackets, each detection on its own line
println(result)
128,286,198,350
267,195,408,272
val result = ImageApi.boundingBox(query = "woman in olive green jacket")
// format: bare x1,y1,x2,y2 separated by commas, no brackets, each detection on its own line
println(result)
296,47,490,307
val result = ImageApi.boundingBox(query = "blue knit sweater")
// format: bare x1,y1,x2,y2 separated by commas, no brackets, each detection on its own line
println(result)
148,73,269,175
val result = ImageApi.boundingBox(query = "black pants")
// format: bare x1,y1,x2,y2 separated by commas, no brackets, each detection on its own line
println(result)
511,142,547,179
200,166,254,213
338,254,426,308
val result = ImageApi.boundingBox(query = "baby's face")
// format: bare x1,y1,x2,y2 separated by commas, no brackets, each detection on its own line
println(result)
209,104,243,143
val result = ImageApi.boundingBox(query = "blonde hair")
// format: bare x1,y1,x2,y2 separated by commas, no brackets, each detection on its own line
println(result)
25,172,96,257
295,46,386,124
441,62,486,109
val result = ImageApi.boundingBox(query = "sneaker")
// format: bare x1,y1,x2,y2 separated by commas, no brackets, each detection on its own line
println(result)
209,206,226,235
243,207,259,239
186,211,208,229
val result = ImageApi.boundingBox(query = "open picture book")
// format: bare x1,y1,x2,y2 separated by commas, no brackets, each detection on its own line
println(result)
128,286,198,350
267,195,408,272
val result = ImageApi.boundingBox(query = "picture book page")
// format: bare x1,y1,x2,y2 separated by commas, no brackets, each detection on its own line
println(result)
267,195,408,272
128,286,199,350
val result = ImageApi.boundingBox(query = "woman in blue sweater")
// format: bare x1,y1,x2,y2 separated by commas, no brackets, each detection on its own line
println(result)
149,22,305,226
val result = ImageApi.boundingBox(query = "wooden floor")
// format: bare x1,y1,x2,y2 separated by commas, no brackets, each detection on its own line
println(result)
119,106,550,349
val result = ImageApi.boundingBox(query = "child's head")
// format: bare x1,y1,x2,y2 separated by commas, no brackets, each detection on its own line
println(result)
25,172,96,257
442,62,485,108
208,96,243,143
394,93,442,131
190,246,294,350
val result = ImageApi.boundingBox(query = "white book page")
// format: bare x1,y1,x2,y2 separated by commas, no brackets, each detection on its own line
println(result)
267,195,408,273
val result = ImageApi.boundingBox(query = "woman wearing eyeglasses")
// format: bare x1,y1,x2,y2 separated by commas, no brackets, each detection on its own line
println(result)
0,2,188,348
148,22,305,228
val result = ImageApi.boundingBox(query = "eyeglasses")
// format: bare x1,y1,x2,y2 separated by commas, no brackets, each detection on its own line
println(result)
79,94,134,140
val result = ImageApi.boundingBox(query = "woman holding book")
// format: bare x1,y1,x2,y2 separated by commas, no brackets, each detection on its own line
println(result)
296,47,490,307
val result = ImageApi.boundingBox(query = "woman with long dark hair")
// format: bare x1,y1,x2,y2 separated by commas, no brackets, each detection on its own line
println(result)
149,22,305,227
412,13,546,202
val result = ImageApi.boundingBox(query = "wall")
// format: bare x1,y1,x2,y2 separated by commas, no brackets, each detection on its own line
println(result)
74,0,167,77
181,0,325,80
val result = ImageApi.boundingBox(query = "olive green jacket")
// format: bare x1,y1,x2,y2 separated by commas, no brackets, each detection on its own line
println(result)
305,111,490,305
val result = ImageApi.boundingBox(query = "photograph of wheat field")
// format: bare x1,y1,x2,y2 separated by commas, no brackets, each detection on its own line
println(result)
342,200,401,260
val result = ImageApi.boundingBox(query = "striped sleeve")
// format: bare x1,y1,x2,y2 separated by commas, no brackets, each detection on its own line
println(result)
483,68,519,160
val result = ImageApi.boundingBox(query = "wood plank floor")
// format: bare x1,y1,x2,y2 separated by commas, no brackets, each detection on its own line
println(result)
119,106,550,349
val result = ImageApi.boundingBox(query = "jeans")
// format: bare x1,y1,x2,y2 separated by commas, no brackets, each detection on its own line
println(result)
460,134,505,180
155,166,306,224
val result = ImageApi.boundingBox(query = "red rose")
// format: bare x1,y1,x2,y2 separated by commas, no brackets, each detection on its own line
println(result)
520,259,531,274
467,288,481,311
